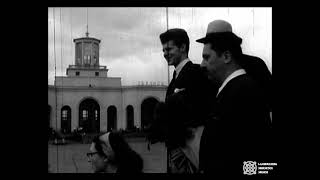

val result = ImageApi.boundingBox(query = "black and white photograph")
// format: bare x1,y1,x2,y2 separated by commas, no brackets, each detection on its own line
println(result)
48,7,275,175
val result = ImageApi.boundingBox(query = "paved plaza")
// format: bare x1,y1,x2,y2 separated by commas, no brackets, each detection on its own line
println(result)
48,138,167,173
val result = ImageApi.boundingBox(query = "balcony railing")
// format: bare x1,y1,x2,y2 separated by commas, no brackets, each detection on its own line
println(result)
67,65,107,69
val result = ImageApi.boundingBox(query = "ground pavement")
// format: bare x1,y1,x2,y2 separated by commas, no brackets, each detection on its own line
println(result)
48,137,166,173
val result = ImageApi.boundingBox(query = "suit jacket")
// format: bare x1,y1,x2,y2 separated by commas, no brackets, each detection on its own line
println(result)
199,74,273,175
165,61,218,173
147,61,218,148
166,61,217,124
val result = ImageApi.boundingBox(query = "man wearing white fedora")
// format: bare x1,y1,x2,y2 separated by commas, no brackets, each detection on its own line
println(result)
197,20,273,175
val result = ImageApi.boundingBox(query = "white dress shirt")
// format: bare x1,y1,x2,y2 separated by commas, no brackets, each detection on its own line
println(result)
174,58,190,79
181,125,205,170
216,69,246,97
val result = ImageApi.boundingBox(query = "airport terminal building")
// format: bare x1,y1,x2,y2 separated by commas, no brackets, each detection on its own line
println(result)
48,33,166,133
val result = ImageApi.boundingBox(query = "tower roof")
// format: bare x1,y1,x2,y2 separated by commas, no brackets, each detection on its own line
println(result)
73,36,101,43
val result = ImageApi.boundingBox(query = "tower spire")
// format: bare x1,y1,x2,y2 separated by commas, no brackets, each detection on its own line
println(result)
86,8,89,37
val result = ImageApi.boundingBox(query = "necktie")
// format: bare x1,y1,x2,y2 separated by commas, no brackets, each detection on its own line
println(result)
166,70,177,98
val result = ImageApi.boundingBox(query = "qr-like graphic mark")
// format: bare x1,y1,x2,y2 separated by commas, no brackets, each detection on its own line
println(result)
243,161,257,175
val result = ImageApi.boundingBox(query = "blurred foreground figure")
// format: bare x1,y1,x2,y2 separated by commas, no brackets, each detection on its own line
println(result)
87,131,143,173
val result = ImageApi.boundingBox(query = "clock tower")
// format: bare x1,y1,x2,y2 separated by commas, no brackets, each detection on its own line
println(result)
66,31,108,77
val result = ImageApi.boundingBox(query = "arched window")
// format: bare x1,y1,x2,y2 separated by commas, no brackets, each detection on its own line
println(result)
82,110,88,121
79,98,100,133
107,106,117,132
61,106,71,134
48,105,52,128
141,97,159,131
126,105,134,130
95,110,98,121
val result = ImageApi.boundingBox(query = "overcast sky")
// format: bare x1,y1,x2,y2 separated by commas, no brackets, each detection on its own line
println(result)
48,7,271,86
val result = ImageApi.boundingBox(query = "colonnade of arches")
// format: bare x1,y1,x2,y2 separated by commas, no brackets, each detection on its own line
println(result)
48,97,159,133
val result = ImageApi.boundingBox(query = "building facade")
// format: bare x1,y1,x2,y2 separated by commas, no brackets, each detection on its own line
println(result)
48,33,166,133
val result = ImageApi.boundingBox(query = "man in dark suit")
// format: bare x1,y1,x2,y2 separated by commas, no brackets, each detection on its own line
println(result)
196,20,273,175
238,54,272,114
158,28,217,173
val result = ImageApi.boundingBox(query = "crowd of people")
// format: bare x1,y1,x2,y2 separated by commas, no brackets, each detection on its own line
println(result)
85,19,273,174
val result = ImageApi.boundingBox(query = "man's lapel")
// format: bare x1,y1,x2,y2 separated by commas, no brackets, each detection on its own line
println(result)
166,61,192,98
175,61,192,82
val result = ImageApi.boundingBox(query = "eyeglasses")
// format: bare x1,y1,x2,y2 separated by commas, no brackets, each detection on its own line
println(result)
86,152,99,158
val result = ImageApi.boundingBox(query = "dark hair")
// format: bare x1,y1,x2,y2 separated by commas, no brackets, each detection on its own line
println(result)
92,131,143,173
159,28,190,54
206,32,243,61
92,132,108,158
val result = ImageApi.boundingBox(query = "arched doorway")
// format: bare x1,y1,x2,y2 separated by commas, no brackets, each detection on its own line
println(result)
107,106,117,132
141,97,159,131
79,98,100,133
61,106,71,133
48,105,51,128
126,105,134,130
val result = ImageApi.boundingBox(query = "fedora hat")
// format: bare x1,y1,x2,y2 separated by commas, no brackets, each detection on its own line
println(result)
196,20,234,43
